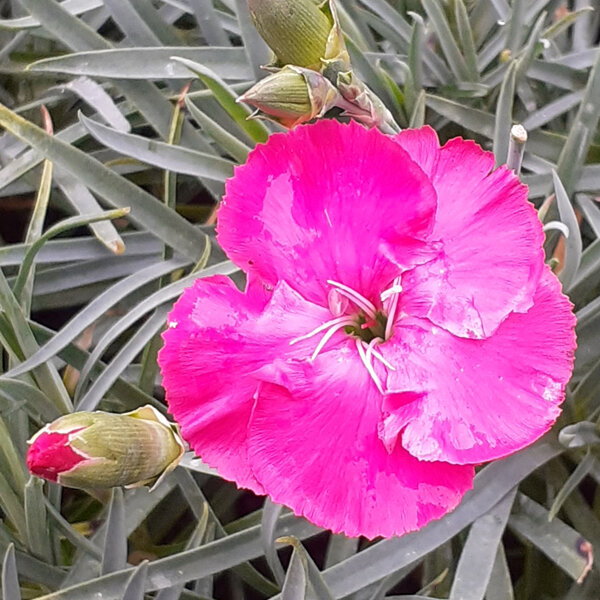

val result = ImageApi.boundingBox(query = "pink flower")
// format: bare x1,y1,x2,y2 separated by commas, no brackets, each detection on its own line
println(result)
158,120,576,539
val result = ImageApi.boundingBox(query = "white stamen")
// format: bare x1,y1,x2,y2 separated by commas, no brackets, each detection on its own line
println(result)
326,280,377,320
383,276,402,340
365,339,395,373
380,281,402,302
328,288,349,317
365,338,377,368
356,338,386,395
310,319,355,361
289,315,353,346
370,346,396,371
324,208,333,228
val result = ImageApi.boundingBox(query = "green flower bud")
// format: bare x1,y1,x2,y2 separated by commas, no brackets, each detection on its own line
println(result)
27,406,185,490
335,69,399,133
247,0,333,69
238,66,340,128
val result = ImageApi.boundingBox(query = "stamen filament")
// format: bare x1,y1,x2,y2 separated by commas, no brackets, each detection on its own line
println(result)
383,276,402,340
289,316,354,346
369,345,396,371
356,339,386,395
327,280,378,320
380,281,403,302
310,319,355,361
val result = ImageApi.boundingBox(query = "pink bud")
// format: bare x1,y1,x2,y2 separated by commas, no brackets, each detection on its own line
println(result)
27,429,86,482
26,406,185,490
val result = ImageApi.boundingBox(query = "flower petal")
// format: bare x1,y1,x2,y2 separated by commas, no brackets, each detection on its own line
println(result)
396,127,545,338
158,275,331,492
219,120,438,306
247,348,474,539
27,431,85,482
382,268,576,464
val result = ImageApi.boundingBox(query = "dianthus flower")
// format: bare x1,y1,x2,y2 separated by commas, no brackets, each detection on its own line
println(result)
158,120,576,539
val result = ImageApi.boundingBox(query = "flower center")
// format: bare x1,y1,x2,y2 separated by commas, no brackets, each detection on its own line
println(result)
289,277,402,394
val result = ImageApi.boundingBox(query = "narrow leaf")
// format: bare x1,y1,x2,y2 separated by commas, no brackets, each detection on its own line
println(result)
509,493,590,582
553,171,583,289
73,261,236,404
52,78,130,132
172,56,269,143
1,545,21,600
0,102,207,262
548,451,598,520
13,208,129,303
485,546,514,600
24,477,52,563
80,113,235,181
184,96,251,163
422,0,472,80
449,488,517,600
122,562,148,600
281,548,307,600
556,45,600,194
453,0,480,81
233,0,270,79
5,257,189,380
54,170,126,255
493,61,517,166
314,439,562,599
76,305,171,411
277,537,335,600
261,499,286,586
0,0,102,29
28,48,251,81
0,268,72,414
102,489,127,575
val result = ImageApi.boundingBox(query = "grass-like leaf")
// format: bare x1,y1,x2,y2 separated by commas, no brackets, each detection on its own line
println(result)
184,96,251,163
557,43,600,195
101,489,128,576
28,47,251,81
553,171,583,290
80,113,235,182
24,478,52,564
422,0,472,81
1,545,21,600
509,493,590,583
280,546,307,600
172,56,270,143
493,61,517,166
0,103,207,261
261,500,286,587
448,489,517,600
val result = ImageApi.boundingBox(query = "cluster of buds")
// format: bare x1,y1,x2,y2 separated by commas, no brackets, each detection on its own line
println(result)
239,0,398,132
27,405,185,490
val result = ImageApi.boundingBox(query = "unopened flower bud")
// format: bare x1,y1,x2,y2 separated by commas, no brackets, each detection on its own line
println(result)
27,406,184,490
247,0,332,69
239,66,339,128
335,70,399,133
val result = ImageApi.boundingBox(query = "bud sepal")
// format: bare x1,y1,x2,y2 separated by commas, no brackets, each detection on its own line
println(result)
335,70,399,133
238,66,340,128
27,405,185,491
247,0,333,69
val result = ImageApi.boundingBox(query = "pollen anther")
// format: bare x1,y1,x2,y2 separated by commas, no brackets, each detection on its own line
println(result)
326,280,378,320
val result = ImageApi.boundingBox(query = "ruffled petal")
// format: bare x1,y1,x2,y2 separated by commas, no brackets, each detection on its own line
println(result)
158,276,330,492
247,347,474,539
219,119,438,306
382,268,576,464
396,128,545,338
